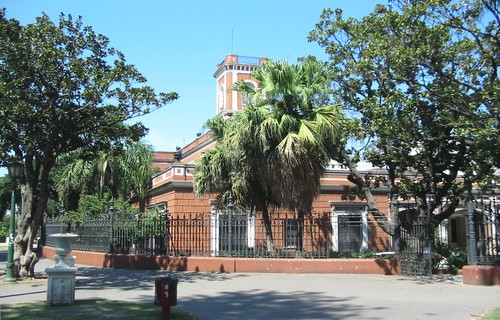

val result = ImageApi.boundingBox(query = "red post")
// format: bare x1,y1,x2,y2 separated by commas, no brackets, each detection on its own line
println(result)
161,280,170,319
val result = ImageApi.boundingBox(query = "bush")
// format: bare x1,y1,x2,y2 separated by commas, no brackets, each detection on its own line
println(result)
0,215,10,242
434,242,467,274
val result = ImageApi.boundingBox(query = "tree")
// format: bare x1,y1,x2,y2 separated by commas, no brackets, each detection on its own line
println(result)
54,139,156,212
308,0,499,234
194,59,343,252
0,11,178,277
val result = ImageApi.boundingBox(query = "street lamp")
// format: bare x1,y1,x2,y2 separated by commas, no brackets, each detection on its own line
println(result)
4,159,24,283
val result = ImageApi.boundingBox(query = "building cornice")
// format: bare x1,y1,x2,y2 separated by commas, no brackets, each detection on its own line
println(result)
147,180,193,198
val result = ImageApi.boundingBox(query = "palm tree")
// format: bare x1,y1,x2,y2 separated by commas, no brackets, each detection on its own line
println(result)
195,59,343,252
54,140,155,213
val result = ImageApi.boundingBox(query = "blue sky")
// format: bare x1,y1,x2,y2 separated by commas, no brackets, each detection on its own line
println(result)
1,1,384,174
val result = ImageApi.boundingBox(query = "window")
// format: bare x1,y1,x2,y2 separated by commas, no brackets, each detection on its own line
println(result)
210,202,255,256
330,202,368,253
218,214,248,252
146,202,167,216
284,219,299,248
338,215,362,254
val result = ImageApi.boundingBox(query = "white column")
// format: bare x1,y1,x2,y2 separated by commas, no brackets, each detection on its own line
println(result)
439,219,449,244
361,210,368,250
210,200,218,256
247,213,255,249
330,203,339,252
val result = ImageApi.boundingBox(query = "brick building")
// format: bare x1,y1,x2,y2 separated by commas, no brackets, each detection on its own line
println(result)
143,55,393,257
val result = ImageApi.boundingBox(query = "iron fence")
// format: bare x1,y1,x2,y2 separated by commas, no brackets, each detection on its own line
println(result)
470,197,500,266
44,208,168,255
44,207,389,258
167,211,335,258
398,216,432,276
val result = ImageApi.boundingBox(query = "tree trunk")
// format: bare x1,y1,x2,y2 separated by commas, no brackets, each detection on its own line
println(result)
261,206,275,254
14,160,53,278
343,153,396,236
14,183,34,278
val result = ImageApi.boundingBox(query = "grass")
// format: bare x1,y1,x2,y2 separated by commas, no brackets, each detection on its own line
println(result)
0,300,198,320
481,309,500,320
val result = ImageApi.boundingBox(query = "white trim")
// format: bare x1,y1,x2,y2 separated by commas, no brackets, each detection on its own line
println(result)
210,200,219,256
247,213,256,249
330,202,369,252
231,71,238,111
209,201,255,256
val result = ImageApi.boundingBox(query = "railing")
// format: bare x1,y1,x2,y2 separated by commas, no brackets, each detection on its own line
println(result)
237,55,260,65
470,198,500,266
398,216,432,276
44,209,168,255
168,211,334,258
43,208,388,258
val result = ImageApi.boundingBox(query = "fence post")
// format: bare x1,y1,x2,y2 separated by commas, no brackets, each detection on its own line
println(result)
227,192,234,257
465,179,477,265
108,200,115,253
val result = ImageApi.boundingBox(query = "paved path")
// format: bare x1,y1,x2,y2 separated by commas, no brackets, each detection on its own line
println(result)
1,252,499,319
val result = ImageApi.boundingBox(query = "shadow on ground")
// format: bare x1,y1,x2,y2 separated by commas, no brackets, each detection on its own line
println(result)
71,267,390,319
74,266,250,291
179,290,387,320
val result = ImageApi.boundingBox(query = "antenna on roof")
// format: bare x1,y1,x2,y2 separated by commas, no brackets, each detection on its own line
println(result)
231,29,234,54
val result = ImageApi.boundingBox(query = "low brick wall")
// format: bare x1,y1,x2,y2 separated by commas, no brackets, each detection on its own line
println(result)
42,246,399,275
462,265,500,286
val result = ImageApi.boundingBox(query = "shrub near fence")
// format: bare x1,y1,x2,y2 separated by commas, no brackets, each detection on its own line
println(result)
44,210,168,255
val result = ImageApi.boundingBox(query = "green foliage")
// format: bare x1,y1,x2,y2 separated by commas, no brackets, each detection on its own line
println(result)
0,175,12,220
195,59,344,214
52,140,155,213
337,250,378,259
0,300,196,320
434,242,467,274
0,214,9,241
481,308,500,320
0,10,177,266
0,10,177,166
55,193,139,229
309,0,500,228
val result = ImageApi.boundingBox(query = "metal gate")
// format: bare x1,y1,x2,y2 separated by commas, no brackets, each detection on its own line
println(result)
399,216,432,276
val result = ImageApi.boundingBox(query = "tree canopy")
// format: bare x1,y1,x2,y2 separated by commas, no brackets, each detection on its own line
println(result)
0,10,178,277
53,139,156,213
309,0,499,233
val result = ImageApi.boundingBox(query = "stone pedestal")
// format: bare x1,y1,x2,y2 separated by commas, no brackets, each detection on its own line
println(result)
46,233,79,305
46,267,78,305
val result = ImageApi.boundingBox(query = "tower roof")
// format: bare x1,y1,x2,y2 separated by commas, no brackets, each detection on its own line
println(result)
213,54,267,78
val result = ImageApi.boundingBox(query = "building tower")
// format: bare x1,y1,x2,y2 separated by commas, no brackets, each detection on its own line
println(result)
213,54,267,117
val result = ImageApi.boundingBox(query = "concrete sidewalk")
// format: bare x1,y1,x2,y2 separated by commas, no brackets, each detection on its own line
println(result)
1,253,499,320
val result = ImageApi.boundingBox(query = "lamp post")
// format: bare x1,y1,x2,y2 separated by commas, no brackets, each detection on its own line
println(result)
425,193,434,277
227,191,234,257
4,159,24,283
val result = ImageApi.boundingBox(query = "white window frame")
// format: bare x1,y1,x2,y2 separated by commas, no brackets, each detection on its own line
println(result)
330,202,368,252
210,200,255,256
